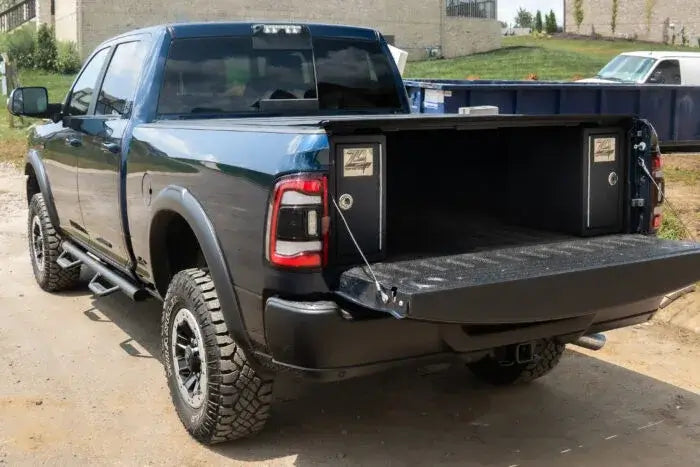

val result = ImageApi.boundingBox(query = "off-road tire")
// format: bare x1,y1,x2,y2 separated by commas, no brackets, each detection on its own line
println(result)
28,193,80,291
467,339,565,385
162,268,273,444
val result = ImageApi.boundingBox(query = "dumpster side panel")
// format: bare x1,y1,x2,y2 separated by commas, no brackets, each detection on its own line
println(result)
404,79,700,149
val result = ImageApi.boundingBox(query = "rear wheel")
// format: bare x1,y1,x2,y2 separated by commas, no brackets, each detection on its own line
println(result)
28,193,80,291
162,268,273,444
467,339,565,385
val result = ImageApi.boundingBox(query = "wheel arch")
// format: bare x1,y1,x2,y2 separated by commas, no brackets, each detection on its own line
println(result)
148,186,261,371
25,149,60,229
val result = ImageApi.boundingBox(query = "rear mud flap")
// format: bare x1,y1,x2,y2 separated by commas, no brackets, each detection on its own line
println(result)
335,235,700,324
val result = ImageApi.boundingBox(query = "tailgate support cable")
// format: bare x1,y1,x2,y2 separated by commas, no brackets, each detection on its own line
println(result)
638,157,696,241
330,196,391,306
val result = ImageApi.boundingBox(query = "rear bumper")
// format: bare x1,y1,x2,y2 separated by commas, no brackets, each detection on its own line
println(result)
263,295,662,381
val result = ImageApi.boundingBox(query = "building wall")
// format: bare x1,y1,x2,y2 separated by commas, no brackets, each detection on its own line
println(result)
72,0,499,60
564,0,700,46
443,16,501,58
54,0,78,43
35,0,52,24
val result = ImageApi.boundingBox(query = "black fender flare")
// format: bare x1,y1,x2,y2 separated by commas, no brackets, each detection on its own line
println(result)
25,149,61,229
148,186,267,373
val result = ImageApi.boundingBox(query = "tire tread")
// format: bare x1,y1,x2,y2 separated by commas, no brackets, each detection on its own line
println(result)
28,194,80,291
162,268,272,444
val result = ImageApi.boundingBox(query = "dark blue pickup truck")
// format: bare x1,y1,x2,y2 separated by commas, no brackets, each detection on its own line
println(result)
9,22,700,444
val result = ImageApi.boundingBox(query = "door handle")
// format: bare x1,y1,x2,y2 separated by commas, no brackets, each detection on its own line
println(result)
65,137,82,147
101,142,120,154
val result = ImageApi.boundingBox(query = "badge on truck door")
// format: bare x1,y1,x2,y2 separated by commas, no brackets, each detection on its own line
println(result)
343,147,374,177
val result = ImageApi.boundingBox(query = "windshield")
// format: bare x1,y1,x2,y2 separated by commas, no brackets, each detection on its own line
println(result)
157,35,402,117
596,55,656,82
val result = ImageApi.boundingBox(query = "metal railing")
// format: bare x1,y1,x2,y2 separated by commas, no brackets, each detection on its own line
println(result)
0,0,36,33
445,0,496,19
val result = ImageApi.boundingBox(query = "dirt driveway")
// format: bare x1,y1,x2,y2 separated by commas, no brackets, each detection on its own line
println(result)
1,163,699,466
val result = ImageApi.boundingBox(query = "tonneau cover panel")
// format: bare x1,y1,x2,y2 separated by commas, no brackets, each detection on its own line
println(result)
335,235,700,323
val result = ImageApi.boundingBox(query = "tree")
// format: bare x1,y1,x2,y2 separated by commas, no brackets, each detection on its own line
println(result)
611,0,619,34
514,8,533,28
534,11,543,32
34,23,57,71
546,10,558,34
574,0,584,31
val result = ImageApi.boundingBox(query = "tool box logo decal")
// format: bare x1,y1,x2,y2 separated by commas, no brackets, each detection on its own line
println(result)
343,147,374,177
592,137,616,163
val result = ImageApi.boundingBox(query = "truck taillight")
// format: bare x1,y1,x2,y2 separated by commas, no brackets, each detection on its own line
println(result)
650,151,664,233
266,174,329,268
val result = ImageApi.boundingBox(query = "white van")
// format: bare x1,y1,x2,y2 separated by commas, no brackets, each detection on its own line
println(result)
578,51,700,85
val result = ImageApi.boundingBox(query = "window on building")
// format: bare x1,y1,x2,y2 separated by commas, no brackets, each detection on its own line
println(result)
67,48,110,116
0,0,37,32
445,0,496,19
96,41,148,116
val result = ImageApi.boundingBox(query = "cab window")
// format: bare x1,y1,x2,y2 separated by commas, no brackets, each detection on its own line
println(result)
67,48,110,116
648,60,681,84
96,41,148,116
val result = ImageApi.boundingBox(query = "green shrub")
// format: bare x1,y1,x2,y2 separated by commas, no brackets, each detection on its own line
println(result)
34,23,57,70
0,23,37,69
56,41,81,74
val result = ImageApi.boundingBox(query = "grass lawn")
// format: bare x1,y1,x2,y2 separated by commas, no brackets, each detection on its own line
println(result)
0,70,74,166
405,35,694,81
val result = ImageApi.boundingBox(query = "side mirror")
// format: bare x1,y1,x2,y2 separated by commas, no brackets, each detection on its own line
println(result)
7,87,51,117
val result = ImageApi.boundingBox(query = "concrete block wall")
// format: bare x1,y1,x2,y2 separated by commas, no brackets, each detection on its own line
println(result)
35,0,52,24
64,0,500,60
54,0,78,43
443,16,501,58
564,0,700,46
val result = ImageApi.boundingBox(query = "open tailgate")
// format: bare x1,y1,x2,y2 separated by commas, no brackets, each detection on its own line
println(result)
335,235,700,323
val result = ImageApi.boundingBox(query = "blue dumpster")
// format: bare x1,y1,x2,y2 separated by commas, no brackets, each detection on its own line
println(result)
404,79,700,150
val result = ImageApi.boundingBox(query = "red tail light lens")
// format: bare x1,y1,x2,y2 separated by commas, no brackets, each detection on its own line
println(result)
266,174,328,268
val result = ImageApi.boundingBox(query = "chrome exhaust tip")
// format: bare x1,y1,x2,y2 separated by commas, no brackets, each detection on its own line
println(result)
573,333,606,351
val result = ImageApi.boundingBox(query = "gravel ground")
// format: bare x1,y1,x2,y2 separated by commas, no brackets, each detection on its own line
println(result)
1,163,699,466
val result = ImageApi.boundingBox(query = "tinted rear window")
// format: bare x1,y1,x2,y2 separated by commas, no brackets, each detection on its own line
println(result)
312,37,401,110
157,35,401,116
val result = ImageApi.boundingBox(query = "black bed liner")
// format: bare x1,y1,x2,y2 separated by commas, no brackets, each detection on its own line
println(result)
335,235,700,323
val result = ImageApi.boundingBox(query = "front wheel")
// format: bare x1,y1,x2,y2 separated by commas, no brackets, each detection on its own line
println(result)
162,268,273,444
28,193,80,291
467,339,565,385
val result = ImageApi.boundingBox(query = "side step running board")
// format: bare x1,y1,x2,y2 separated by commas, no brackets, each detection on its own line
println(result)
56,250,82,269
88,273,120,297
61,241,148,301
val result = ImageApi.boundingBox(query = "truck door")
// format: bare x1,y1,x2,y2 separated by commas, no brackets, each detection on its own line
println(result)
76,40,148,268
584,129,624,232
42,47,110,243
